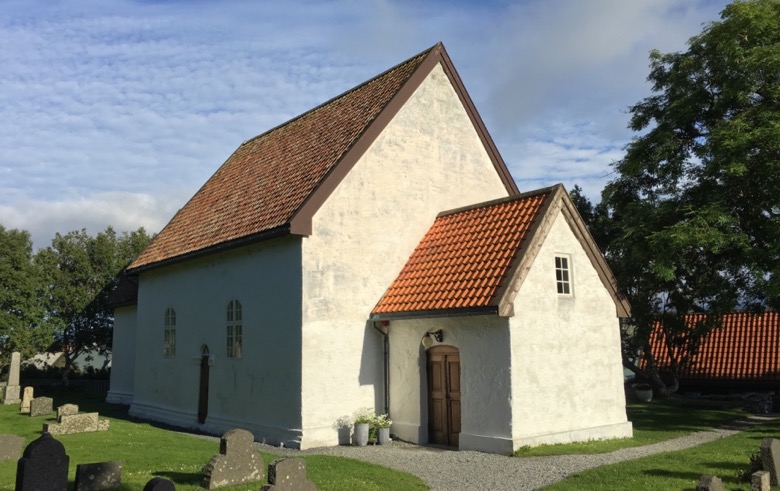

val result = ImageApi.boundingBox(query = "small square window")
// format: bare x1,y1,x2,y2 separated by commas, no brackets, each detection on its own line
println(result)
555,255,572,295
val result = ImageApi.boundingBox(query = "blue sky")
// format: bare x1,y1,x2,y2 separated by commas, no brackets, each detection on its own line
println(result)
1,0,730,248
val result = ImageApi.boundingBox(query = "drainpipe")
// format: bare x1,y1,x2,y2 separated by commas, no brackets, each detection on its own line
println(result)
372,320,390,415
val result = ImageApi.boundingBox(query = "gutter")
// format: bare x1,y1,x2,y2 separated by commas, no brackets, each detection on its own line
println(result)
372,320,390,416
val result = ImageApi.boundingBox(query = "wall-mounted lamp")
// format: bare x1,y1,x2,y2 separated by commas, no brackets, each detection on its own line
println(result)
421,330,444,349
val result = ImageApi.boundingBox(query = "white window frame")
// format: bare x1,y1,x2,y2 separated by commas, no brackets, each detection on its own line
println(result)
555,255,573,296
226,299,243,359
163,307,176,357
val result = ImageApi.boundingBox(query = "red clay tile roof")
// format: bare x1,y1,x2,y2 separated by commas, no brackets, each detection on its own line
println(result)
372,187,555,316
646,312,780,382
128,45,428,271
128,43,518,272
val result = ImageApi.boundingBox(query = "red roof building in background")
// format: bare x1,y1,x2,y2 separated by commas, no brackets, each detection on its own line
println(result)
646,312,780,390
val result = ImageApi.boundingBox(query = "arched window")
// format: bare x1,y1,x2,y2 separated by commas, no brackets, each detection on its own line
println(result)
226,300,242,359
164,308,176,357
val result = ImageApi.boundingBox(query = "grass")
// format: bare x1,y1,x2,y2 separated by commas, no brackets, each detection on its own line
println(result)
544,416,780,490
0,389,427,491
514,397,747,456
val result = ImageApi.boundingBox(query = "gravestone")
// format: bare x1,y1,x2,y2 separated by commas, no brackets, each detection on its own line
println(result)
19,387,33,414
143,477,176,491
44,411,110,435
15,432,69,491
752,470,770,491
696,475,724,491
57,403,80,419
0,434,24,461
74,461,122,491
760,438,780,485
2,352,21,404
29,396,54,417
261,458,317,491
201,428,264,489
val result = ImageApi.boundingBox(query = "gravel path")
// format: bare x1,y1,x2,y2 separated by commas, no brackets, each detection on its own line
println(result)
252,416,775,490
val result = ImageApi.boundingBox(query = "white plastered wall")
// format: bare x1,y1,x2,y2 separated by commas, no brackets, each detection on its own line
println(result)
386,316,512,453
509,211,632,448
106,305,136,405
299,63,510,449
129,236,305,446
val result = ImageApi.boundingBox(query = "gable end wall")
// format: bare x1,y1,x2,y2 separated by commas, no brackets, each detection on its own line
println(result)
299,63,510,448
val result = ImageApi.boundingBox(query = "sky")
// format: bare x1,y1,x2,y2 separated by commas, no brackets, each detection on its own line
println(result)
1,0,732,249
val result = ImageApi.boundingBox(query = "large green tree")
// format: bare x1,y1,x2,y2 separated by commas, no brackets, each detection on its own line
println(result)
36,226,152,382
0,226,51,372
599,0,780,395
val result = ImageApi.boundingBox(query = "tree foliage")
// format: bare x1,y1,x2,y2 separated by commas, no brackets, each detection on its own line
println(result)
596,0,780,395
0,226,50,372
36,227,152,382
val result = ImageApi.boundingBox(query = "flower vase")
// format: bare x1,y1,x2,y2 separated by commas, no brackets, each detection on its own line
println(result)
377,427,390,445
353,422,369,446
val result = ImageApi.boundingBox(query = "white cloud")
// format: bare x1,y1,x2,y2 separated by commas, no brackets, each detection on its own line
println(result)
0,0,731,246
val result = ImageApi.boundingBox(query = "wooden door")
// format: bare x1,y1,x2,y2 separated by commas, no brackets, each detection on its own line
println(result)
198,345,210,424
427,345,461,447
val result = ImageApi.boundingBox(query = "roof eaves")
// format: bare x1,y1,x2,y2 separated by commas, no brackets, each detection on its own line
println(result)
493,184,563,317
126,224,291,274
435,45,519,195
370,305,498,321
289,43,445,236
558,192,631,318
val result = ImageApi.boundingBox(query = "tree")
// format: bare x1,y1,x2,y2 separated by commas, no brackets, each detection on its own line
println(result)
600,0,780,395
37,227,152,383
0,226,51,372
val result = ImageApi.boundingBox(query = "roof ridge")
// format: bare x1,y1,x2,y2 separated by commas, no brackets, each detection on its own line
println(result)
239,43,442,148
436,184,563,218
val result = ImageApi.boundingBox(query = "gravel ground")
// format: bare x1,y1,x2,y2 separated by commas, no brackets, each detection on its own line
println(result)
249,415,775,490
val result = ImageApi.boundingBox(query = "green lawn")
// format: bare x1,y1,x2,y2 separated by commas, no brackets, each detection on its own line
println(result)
0,390,427,491
545,416,780,490
515,397,748,456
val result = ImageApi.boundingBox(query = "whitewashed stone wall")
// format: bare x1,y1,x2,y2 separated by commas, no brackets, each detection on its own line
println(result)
509,211,632,449
299,63,510,448
106,305,136,405
129,236,306,446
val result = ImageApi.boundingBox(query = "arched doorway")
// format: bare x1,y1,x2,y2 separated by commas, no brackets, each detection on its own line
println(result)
198,345,210,424
426,345,460,447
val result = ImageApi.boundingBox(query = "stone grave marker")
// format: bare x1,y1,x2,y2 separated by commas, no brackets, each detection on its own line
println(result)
696,475,724,491
202,428,264,489
2,351,21,404
15,432,69,491
74,461,122,491
19,387,33,414
752,470,770,491
0,434,24,461
261,458,317,491
29,396,54,417
144,477,176,491
57,403,79,419
760,438,780,485
44,411,110,435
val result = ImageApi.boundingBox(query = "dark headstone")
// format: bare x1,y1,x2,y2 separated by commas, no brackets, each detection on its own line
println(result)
760,438,780,485
29,396,54,417
74,461,122,491
15,432,69,491
752,470,770,491
0,434,24,461
696,475,724,491
202,428,264,489
261,458,317,490
144,477,176,491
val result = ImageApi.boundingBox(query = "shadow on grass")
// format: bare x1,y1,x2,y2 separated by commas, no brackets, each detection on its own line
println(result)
154,470,204,486
642,468,702,481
